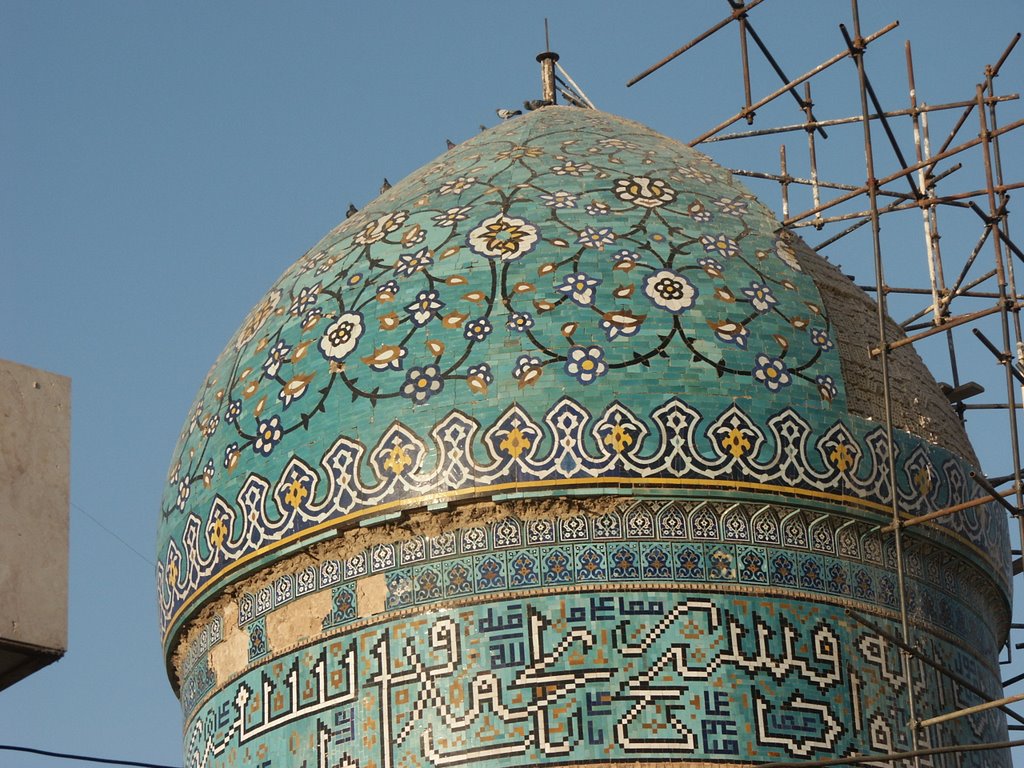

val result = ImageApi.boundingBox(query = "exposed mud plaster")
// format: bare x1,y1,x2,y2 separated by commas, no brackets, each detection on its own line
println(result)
356,574,386,619
207,610,245,689
171,497,614,685
796,235,978,465
266,589,331,653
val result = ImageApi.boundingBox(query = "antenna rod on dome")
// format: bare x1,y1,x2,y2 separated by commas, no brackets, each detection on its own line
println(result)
537,18,558,104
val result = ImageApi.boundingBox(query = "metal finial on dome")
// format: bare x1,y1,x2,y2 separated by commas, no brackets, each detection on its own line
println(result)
536,18,559,104
533,19,597,110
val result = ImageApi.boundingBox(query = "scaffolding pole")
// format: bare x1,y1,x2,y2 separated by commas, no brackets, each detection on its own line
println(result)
627,3,1024,764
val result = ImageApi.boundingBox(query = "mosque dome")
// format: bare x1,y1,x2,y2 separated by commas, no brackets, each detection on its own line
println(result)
160,106,1011,766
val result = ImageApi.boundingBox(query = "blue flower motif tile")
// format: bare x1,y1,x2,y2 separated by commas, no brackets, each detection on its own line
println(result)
247,617,268,663
444,559,473,598
738,546,768,584
674,543,705,580
508,549,540,588
575,544,607,582
414,566,443,603
474,553,507,592
770,552,796,587
542,547,574,586
640,543,673,580
384,569,413,610
608,542,639,580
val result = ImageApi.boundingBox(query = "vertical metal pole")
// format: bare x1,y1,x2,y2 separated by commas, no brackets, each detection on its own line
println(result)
738,8,755,124
982,53,1024,630
920,112,947,292
918,97,966,419
779,144,790,219
803,82,823,229
849,2,920,761
985,46,1024,684
985,54,1024,385
977,83,1024,516
906,42,945,328
539,17,557,104
908,42,963,427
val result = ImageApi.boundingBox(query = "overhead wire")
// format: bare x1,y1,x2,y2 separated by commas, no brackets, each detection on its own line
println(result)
0,744,179,768
73,500,154,567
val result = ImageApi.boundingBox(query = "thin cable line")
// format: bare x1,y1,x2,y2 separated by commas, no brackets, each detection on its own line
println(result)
72,501,154,567
0,744,178,768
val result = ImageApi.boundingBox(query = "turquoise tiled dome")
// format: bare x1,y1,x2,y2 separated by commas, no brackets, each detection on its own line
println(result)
157,107,1008,648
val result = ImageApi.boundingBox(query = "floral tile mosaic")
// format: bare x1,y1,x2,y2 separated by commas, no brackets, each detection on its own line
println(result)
156,108,1009,648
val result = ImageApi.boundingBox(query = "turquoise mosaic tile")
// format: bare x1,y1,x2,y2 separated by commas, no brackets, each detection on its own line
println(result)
157,109,1010,645
246,617,268,663
163,107,1010,768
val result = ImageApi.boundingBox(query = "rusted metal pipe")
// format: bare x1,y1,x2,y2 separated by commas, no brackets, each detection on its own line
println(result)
848,0,920,753
860,285,998,300
846,608,1024,727
906,40,945,327
970,201,1024,264
913,693,1024,730
804,82,822,226
971,469,1023,515
626,0,766,87
896,270,1002,329
840,23,920,198
870,303,1012,357
689,19,899,145
991,32,1022,77
812,217,871,250
976,83,1024,518
784,115,1024,225
737,6,754,123
702,93,1018,142
788,185,1024,231
881,488,1017,533
730,0,827,137
949,233,995,299
778,145,789,218
789,197,970,230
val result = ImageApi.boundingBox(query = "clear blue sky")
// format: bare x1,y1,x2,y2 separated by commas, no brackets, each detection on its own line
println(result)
1,2,1021,765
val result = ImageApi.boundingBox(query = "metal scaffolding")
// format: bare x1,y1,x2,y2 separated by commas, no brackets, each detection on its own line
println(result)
629,1,1023,765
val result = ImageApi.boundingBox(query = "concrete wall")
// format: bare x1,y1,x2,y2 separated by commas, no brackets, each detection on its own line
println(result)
0,359,70,689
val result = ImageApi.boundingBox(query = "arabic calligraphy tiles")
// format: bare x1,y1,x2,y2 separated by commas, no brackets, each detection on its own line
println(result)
184,592,1008,768
174,502,1011,766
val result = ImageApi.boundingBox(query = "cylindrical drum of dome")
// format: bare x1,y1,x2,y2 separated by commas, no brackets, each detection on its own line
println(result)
159,107,1012,767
